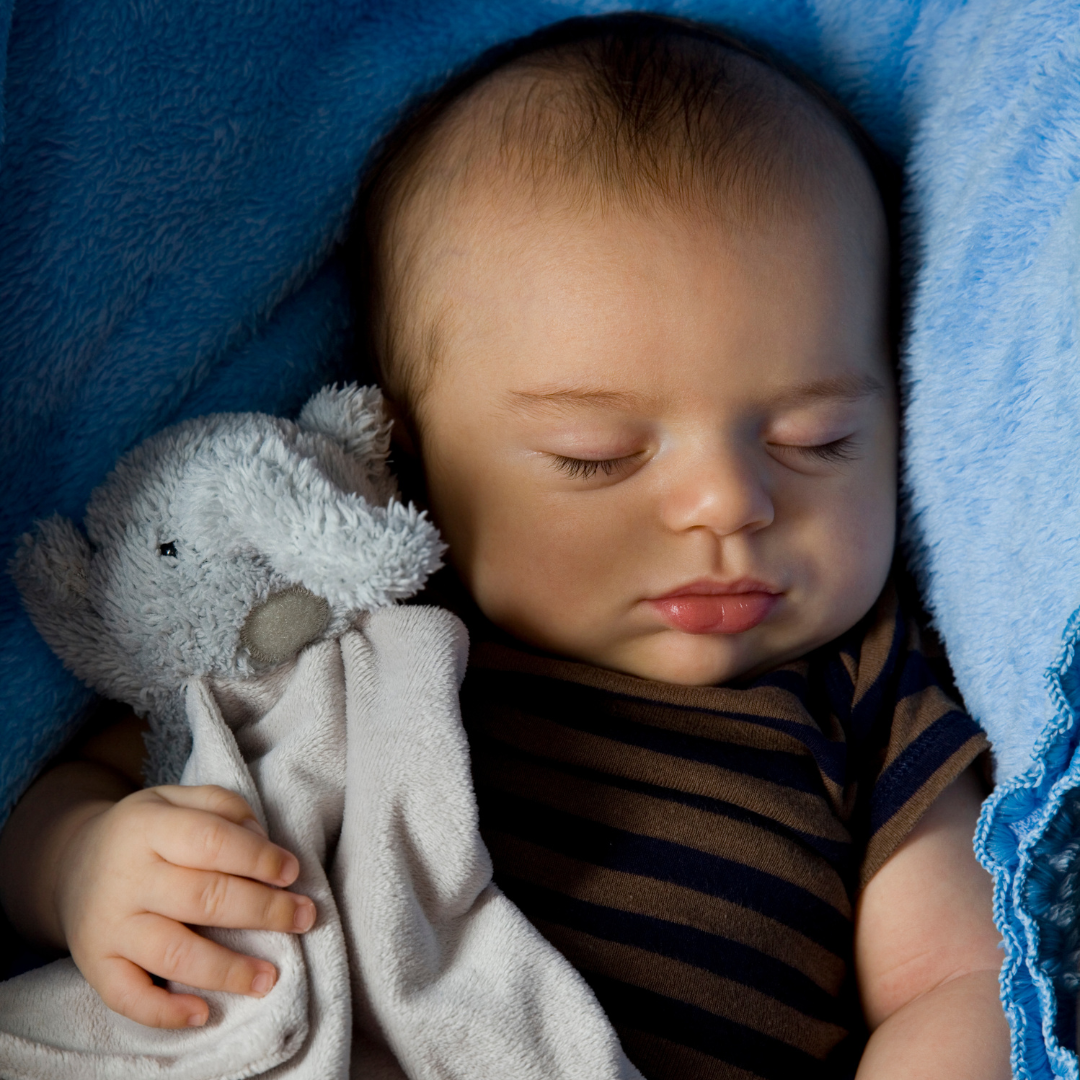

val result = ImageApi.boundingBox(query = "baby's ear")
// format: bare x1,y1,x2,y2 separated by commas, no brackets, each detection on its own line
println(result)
297,383,392,462
9,515,110,688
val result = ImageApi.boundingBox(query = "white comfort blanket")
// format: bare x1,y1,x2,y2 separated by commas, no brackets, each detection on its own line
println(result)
0,606,642,1080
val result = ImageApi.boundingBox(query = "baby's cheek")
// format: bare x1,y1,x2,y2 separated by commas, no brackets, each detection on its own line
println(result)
469,493,639,647
817,482,896,619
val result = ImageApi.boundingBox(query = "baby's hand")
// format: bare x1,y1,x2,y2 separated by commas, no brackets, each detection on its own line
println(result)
56,784,315,1029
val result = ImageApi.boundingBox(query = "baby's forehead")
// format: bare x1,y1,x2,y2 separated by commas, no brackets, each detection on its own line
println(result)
404,37,876,239
361,24,890,416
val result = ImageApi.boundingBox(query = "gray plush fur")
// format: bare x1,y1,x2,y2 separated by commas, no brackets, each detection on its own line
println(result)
10,384,445,785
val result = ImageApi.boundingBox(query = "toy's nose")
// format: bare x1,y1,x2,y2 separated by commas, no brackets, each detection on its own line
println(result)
239,586,330,665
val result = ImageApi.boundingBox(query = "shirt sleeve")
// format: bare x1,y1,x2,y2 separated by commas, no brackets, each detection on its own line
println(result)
850,590,991,888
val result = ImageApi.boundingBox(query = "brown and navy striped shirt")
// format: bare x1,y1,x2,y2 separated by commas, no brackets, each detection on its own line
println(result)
460,583,989,1080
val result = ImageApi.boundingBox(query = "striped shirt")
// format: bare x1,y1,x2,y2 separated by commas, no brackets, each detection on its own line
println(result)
460,583,989,1080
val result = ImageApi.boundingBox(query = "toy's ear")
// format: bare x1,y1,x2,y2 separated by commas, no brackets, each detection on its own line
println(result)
8,515,111,690
297,383,391,463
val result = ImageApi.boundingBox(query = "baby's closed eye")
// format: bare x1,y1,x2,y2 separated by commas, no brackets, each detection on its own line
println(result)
548,452,645,481
767,435,860,467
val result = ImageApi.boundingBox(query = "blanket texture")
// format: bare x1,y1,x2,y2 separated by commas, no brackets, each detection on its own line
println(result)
0,607,642,1080
3,1,1080,1077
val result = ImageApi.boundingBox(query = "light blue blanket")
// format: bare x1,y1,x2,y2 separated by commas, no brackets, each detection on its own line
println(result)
3,1,1079,1076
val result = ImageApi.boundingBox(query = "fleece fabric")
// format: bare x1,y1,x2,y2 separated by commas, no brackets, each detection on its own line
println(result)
10,384,444,788
0,608,642,1080
3,1,1080,1077
896,6,1080,1077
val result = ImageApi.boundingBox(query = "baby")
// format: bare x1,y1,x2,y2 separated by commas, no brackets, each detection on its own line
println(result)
0,13,1008,1080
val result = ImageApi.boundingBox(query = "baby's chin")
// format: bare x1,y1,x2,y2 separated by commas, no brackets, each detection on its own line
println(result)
586,628,800,687
492,595,871,686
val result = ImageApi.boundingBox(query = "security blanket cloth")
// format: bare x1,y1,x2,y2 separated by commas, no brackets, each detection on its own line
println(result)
0,384,642,1080
5,2,1080,1077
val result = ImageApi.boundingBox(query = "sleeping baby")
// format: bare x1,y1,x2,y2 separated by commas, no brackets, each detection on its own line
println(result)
0,13,1009,1080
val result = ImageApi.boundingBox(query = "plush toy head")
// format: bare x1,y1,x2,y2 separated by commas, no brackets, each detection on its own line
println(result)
10,384,445,783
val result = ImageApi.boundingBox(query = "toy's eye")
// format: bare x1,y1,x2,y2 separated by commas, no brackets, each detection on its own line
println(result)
159,541,178,557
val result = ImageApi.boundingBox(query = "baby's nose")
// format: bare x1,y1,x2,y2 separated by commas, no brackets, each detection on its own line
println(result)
659,448,774,537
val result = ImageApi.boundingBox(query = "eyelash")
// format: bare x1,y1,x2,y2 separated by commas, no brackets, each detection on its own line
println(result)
550,455,637,480
550,438,855,481
797,437,857,463
767,436,857,465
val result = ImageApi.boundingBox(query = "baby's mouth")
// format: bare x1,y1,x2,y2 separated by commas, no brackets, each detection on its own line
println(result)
647,580,780,635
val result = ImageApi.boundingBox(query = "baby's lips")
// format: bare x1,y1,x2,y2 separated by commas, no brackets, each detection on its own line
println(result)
649,591,779,634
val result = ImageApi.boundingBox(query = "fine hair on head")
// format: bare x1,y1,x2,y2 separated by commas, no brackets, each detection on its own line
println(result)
347,12,901,425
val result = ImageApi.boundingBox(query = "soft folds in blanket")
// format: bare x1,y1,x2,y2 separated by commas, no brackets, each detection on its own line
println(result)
3,385,640,1077
0,610,640,1080
896,5,1080,1078
5,1,1080,1077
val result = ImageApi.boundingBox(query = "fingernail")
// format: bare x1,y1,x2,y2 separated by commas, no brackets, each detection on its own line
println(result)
251,970,275,996
242,817,268,838
293,902,316,932
187,1012,207,1027
279,852,300,883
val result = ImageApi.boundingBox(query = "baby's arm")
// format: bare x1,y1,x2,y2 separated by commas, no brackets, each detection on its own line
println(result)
853,767,1009,1079
0,715,316,1029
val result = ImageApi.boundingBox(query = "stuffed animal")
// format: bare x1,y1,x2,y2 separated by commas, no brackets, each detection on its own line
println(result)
1,386,641,1080
10,383,441,786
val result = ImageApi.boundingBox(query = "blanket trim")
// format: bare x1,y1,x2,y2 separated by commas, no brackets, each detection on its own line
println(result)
976,602,1080,1080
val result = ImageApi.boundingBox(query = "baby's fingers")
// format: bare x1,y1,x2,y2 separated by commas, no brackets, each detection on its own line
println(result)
91,955,211,1029
150,784,265,833
145,801,299,887
119,913,278,1010
150,863,316,934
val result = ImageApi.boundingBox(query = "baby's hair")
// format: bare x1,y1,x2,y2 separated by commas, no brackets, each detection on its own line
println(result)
347,12,900,421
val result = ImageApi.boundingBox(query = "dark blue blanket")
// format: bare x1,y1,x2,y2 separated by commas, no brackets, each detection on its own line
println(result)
4,2,1080,1075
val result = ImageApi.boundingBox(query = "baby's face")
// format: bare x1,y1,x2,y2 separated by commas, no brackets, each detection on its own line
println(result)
410,189,896,685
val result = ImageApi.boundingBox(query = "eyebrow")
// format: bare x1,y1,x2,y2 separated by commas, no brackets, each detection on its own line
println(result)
766,373,890,407
504,372,888,415
504,386,648,415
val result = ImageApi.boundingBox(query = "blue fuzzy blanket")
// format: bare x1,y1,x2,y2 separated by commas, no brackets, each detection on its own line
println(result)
3,1,1079,1076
